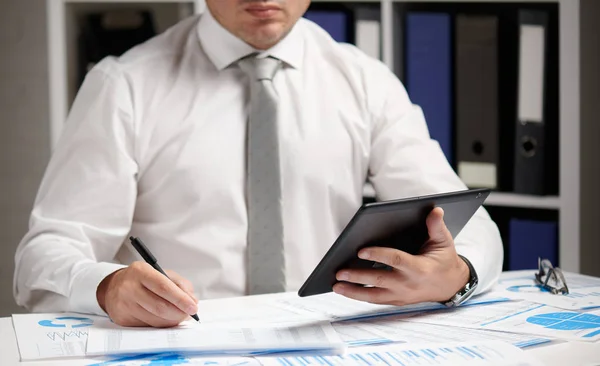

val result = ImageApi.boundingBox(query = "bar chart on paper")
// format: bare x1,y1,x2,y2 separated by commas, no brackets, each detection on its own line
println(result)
257,341,543,366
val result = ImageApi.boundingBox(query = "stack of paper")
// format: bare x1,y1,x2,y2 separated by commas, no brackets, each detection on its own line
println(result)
13,275,599,364
11,312,344,361
87,341,542,366
85,318,345,358
196,291,509,325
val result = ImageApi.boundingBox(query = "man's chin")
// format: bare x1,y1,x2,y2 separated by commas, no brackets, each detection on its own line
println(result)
243,25,287,49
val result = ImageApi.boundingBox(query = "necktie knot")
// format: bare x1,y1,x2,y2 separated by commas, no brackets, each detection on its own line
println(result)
239,55,282,82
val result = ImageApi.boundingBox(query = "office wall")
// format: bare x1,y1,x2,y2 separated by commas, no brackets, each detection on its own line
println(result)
580,0,600,277
0,0,50,316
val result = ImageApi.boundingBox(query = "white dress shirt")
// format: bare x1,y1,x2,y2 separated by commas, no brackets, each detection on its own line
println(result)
14,10,503,316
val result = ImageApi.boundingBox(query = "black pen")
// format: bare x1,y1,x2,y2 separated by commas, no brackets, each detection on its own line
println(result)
129,236,200,322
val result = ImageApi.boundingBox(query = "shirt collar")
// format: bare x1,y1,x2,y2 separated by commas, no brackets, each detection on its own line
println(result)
197,9,304,71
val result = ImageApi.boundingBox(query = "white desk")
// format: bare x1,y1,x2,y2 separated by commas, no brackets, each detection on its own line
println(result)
1,317,599,366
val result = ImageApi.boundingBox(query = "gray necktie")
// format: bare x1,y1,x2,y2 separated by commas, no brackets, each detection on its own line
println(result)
239,55,286,295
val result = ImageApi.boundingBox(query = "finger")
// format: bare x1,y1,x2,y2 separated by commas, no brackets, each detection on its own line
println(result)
132,303,185,328
332,282,398,305
336,269,400,289
426,207,452,245
135,285,190,322
165,270,198,303
138,269,198,316
357,247,417,272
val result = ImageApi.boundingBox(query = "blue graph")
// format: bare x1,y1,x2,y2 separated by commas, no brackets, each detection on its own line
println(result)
507,285,550,294
142,354,189,365
88,353,252,366
88,354,191,366
271,345,499,365
46,330,88,341
38,316,94,328
526,312,600,338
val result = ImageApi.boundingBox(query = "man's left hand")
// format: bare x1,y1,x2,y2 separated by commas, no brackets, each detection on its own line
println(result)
333,207,470,306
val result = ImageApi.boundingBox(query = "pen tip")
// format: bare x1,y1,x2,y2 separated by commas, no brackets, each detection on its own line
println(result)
129,236,135,241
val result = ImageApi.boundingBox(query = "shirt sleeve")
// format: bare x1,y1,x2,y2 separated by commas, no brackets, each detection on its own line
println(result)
13,57,137,315
365,60,504,295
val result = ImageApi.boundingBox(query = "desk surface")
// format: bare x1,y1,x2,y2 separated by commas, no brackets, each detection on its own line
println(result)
1,317,599,366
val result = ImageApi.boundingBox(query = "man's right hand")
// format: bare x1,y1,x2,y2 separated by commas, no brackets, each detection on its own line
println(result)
96,261,198,328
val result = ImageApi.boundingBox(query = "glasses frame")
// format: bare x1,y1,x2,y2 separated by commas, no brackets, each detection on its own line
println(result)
534,257,569,295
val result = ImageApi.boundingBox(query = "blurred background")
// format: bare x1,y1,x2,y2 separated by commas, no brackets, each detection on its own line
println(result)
0,0,598,317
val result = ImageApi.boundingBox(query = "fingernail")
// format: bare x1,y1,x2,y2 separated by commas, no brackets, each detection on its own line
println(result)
358,250,370,260
337,271,349,281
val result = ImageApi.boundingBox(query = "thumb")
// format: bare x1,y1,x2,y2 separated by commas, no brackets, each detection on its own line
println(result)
426,207,452,245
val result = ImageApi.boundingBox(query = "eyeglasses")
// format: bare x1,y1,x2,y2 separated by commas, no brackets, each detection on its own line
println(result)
535,257,569,295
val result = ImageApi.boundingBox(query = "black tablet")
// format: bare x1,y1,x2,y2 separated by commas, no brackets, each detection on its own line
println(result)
298,188,491,297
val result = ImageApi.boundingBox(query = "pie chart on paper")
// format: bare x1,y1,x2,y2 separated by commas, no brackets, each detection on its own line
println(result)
37,316,94,328
526,312,600,338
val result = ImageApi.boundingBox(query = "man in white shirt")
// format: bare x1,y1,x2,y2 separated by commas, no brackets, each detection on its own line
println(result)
13,0,503,328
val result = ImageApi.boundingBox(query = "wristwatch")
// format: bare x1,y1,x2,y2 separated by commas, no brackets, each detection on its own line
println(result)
442,255,479,307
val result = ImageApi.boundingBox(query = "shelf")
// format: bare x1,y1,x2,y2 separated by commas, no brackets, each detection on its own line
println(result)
64,0,194,3
484,192,560,209
362,183,560,210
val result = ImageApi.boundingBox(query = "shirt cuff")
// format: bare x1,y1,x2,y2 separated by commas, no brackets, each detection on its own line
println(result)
69,262,127,316
455,245,490,297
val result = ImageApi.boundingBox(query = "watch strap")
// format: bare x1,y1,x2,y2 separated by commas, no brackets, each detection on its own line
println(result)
442,255,479,307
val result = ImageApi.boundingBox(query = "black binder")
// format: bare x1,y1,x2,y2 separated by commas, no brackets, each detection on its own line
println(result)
78,9,157,87
455,14,499,189
512,9,559,195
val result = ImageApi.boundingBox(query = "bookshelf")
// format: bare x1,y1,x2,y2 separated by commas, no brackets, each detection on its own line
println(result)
45,0,597,276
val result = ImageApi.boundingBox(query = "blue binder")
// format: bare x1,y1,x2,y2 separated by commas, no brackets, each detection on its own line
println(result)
509,219,558,270
303,10,350,43
405,12,453,164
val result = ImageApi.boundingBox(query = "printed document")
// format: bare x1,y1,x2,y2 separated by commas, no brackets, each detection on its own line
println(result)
197,292,326,326
270,291,508,322
256,340,543,366
11,313,103,360
496,270,600,310
402,300,600,342
337,317,551,348
86,318,345,357
331,322,392,347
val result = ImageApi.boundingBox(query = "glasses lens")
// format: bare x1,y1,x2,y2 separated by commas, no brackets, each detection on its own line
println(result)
535,259,568,294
